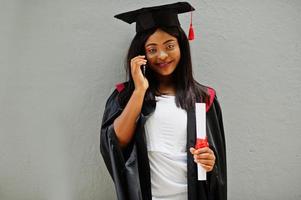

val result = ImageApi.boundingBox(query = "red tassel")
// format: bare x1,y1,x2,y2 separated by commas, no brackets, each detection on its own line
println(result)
188,23,195,40
188,11,195,40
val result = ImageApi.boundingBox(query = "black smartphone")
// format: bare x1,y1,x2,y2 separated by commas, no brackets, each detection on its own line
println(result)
141,64,147,77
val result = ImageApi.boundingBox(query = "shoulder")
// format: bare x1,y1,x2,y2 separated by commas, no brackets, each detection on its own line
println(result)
102,82,129,123
194,81,217,112
105,81,129,103
115,81,129,93
104,81,130,110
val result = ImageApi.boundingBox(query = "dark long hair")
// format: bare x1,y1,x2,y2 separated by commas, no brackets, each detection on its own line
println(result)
119,26,209,111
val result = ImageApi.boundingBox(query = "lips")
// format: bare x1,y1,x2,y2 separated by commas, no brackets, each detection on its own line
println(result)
156,61,173,68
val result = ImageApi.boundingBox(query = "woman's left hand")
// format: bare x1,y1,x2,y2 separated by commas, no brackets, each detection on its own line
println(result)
189,147,216,172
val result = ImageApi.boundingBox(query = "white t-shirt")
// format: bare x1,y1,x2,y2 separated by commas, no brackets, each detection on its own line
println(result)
145,95,188,200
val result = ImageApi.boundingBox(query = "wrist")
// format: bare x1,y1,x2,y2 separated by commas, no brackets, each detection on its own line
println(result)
133,88,147,96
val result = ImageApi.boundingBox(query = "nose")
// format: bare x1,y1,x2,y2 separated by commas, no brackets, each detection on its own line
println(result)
158,50,168,60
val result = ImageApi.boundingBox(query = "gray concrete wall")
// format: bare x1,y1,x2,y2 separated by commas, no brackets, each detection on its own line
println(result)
1,0,300,199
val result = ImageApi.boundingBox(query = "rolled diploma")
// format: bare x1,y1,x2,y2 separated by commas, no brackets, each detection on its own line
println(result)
195,103,206,180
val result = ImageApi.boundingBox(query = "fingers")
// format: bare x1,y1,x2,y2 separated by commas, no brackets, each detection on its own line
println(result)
194,153,215,160
190,147,215,161
194,158,215,165
130,55,149,91
200,163,214,172
131,55,147,64
193,153,215,165
190,147,213,155
130,55,147,77
190,146,216,172
194,159,215,172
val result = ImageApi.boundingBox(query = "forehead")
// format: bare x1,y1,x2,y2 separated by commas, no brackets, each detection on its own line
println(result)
145,28,177,45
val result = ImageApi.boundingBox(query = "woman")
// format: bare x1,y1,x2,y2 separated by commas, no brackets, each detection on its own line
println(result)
100,2,226,200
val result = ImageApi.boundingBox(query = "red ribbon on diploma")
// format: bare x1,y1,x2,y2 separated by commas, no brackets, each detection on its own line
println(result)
195,137,209,149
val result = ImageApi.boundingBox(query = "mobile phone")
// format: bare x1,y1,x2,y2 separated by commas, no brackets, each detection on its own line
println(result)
141,64,147,76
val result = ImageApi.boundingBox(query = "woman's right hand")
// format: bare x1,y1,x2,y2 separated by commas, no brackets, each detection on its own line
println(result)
130,55,149,92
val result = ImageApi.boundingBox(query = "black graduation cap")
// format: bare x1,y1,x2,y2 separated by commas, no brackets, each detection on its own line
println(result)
114,2,195,40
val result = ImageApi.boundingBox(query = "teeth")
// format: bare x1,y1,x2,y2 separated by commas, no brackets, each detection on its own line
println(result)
158,62,171,67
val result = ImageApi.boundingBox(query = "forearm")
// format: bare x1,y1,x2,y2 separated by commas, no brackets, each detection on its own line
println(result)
113,89,146,148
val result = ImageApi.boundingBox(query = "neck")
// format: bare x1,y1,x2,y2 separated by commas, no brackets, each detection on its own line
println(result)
156,75,176,95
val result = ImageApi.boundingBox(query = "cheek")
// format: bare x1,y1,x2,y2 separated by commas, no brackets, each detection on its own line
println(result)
173,49,181,63
146,50,159,59
146,55,156,66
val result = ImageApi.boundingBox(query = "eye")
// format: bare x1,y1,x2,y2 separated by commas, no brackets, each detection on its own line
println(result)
167,44,175,49
147,48,157,54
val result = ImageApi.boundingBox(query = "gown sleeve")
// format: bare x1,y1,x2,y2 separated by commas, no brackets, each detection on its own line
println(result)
100,89,123,176
99,89,136,199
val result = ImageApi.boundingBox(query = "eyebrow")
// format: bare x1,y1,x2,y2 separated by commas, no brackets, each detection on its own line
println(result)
145,39,176,47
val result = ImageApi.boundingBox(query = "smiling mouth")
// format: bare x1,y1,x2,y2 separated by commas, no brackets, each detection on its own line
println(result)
156,61,173,68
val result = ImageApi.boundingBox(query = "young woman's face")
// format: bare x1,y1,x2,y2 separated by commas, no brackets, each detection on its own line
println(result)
144,28,181,78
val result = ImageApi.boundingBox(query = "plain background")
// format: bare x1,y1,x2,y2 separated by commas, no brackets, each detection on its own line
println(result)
1,0,301,199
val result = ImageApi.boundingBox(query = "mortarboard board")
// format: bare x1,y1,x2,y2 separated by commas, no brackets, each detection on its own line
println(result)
114,2,195,40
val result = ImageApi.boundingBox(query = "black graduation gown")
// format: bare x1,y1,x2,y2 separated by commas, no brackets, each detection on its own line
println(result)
100,82,227,200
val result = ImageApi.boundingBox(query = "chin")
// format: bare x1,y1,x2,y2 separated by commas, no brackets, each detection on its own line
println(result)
154,69,176,78
151,64,177,77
